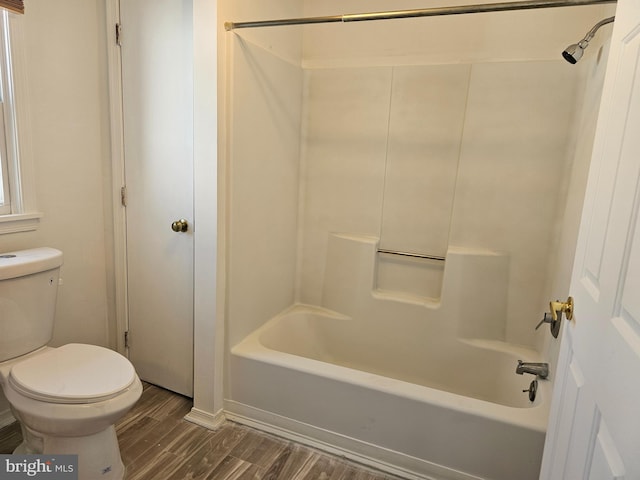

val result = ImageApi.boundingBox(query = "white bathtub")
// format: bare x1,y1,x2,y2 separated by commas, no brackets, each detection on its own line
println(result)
227,304,550,480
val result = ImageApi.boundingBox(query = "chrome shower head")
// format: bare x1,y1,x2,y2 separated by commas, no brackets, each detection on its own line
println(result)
562,40,588,64
562,16,615,64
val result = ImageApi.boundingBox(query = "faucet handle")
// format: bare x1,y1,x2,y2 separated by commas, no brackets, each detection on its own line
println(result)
535,312,553,330
522,379,538,402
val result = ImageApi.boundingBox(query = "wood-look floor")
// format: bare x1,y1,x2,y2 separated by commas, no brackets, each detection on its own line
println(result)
0,383,404,480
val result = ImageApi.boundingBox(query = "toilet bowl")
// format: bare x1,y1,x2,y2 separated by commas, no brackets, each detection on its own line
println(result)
0,248,142,480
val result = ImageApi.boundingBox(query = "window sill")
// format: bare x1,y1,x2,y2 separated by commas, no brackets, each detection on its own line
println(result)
0,212,42,234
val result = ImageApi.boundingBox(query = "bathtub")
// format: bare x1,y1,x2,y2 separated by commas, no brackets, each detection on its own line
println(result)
227,304,550,480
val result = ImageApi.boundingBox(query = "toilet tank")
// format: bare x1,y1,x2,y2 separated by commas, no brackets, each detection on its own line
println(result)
0,248,63,362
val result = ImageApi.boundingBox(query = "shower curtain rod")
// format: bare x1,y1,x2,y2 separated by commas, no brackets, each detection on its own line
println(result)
224,0,615,31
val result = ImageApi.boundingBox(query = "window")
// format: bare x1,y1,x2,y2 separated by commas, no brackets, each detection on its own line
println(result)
0,9,41,232
0,10,14,215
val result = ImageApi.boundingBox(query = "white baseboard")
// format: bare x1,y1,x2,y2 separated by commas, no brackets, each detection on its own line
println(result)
224,400,480,480
0,408,15,429
184,407,226,430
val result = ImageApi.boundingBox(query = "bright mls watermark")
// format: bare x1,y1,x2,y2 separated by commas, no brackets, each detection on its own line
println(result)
0,455,77,480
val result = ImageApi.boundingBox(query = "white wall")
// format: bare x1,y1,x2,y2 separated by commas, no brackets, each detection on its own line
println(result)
0,0,113,420
226,37,303,347
5,0,113,347
220,0,304,350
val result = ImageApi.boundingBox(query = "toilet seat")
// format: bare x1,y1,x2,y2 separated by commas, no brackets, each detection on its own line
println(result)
8,343,136,404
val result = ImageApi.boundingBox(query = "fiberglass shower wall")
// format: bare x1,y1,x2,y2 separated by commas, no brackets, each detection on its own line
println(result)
226,31,304,347
295,2,615,349
297,61,578,347
225,2,615,350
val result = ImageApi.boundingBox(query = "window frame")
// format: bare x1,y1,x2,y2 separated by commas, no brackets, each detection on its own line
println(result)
0,9,41,233
0,11,12,215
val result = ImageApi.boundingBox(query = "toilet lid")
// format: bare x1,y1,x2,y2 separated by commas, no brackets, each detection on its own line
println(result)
9,344,136,404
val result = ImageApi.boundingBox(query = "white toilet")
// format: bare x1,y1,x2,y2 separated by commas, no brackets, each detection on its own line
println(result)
0,247,142,479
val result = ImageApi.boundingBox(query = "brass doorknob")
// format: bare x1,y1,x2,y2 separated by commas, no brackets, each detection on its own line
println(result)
171,219,188,233
550,296,574,321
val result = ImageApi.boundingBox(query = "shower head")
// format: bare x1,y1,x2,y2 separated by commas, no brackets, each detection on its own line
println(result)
562,16,615,64
562,41,588,64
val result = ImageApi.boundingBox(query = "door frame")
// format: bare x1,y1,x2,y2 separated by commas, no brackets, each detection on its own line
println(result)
104,0,224,427
105,0,127,357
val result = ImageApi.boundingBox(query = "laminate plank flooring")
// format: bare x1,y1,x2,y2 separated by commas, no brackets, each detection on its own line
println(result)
0,383,405,480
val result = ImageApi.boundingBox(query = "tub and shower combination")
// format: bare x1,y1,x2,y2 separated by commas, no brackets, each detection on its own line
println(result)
223,1,611,478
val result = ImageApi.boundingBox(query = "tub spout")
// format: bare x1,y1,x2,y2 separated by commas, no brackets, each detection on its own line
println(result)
516,360,549,379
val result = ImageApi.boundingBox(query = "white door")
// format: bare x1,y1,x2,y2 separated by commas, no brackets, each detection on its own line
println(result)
539,0,640,478
120,0,194,397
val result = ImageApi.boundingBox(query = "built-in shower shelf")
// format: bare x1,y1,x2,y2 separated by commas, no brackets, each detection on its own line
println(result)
376,250,445,301
373,288,441,307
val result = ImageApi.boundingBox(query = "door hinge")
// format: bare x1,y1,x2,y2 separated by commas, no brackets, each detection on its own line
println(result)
124,331,129,348
115,23,122,46
120,186,127,207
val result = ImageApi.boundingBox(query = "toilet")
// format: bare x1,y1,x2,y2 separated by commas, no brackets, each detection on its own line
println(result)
0,247,142,479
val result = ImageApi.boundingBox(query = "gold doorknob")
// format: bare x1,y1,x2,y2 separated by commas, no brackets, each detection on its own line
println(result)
550,296,574,321
171,219,188,233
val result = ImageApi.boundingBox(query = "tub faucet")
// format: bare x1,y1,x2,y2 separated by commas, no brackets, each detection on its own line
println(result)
516,360,549,379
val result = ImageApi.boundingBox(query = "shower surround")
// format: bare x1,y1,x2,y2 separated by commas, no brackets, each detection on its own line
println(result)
227,39,579,346
297,60,577,347
222,2,612,478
